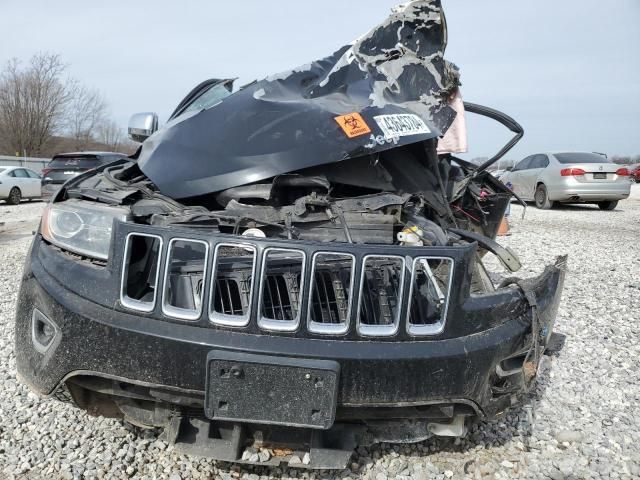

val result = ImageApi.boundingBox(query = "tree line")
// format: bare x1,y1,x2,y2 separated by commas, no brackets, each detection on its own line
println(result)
0,53,135,158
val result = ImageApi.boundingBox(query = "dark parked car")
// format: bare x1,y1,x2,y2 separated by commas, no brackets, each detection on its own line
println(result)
629,163,640,183
41,152,128,200
15,0,566,469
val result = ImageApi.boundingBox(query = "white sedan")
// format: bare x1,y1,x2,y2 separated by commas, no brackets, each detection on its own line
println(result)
0,166,42,204
501,152,631,210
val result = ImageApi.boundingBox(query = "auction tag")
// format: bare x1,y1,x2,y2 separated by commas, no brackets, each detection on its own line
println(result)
374,114,431,139
334,112,372,138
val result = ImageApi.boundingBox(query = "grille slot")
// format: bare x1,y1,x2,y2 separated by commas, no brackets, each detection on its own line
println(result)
120,233,163,313
308,253,355,335
262,274,298,320
209,244,257,327
258,249,305,332
213,278,248,316
162,239,209,321
407,257,454,335
357,255,406,337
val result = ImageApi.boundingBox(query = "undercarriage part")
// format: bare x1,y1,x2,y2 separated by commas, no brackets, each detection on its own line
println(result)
60,375,477,469
169,418,360,470
427,415,468,437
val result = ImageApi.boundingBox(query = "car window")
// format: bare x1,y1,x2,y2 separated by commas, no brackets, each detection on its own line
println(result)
13,169,29,178
48,156,101,169
7,170,16,177
513,156,533,171
530,154,549,169
26,169,41,179
175,83,232,119
554,153,610,164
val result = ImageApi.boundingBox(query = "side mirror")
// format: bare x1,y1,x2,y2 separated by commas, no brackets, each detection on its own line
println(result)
128,112,159,143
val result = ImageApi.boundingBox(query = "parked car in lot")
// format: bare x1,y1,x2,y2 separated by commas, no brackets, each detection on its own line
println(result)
0,166,42,204
41,152,128,200
628,163,640,183
489,168,507,180
501,152,632,210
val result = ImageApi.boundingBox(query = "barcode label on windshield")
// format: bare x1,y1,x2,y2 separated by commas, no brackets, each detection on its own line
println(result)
374,114,431,139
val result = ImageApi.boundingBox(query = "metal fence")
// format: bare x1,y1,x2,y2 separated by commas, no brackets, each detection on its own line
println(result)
0,155,49,173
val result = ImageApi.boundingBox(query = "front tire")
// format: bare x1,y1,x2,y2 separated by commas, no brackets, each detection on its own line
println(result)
534,184,553,210
7,187,21,205
597,200,618,211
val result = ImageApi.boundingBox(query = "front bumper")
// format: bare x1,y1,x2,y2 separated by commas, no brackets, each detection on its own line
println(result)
16,234,566,466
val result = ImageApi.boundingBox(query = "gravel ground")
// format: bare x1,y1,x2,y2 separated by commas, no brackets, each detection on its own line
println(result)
1,186,639,480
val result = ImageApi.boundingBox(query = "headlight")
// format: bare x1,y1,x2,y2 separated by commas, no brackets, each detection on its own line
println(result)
41,200,129,260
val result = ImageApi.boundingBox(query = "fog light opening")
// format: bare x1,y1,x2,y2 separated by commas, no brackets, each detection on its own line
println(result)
496,354,527,377
31,309,59,354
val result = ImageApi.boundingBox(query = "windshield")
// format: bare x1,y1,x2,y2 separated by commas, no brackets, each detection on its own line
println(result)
177,83,232,118
555,153,610,164
48,156,102,169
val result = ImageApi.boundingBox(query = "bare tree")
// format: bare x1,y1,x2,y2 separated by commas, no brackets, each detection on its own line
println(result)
0,53,71,156
66,83,107,150
97,119,122,151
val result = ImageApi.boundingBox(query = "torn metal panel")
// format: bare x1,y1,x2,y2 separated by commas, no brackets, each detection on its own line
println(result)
137,0,459,199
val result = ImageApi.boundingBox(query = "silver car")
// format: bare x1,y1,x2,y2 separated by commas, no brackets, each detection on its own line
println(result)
501,152,632,210
0,166,42,204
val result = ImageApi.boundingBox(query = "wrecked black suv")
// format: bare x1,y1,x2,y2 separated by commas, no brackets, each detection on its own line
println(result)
15,0,566,469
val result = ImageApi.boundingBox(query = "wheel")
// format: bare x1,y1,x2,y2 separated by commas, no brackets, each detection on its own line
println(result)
7,187,21,205
534,184,553,210
597,200,618,211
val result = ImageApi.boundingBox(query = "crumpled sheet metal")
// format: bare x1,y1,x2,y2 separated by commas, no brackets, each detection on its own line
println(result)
347,0,459,130
138,0,461,199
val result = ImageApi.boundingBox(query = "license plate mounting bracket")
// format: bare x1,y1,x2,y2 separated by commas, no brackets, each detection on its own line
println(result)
205,350,340,429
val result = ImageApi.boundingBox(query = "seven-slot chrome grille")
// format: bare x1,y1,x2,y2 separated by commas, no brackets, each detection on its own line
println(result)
118,227,455,338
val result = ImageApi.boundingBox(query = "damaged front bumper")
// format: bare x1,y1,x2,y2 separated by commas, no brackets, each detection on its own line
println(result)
15,224,566,469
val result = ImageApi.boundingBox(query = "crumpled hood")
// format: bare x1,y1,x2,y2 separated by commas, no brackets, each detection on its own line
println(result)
138,0,460,199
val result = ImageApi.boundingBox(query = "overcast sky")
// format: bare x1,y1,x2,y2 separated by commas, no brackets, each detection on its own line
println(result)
2,0,639,160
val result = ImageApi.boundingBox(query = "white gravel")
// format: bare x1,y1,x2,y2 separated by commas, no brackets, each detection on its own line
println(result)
1,187,639,479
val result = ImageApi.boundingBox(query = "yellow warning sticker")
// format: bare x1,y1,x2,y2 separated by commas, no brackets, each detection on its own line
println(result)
334,112,372,138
